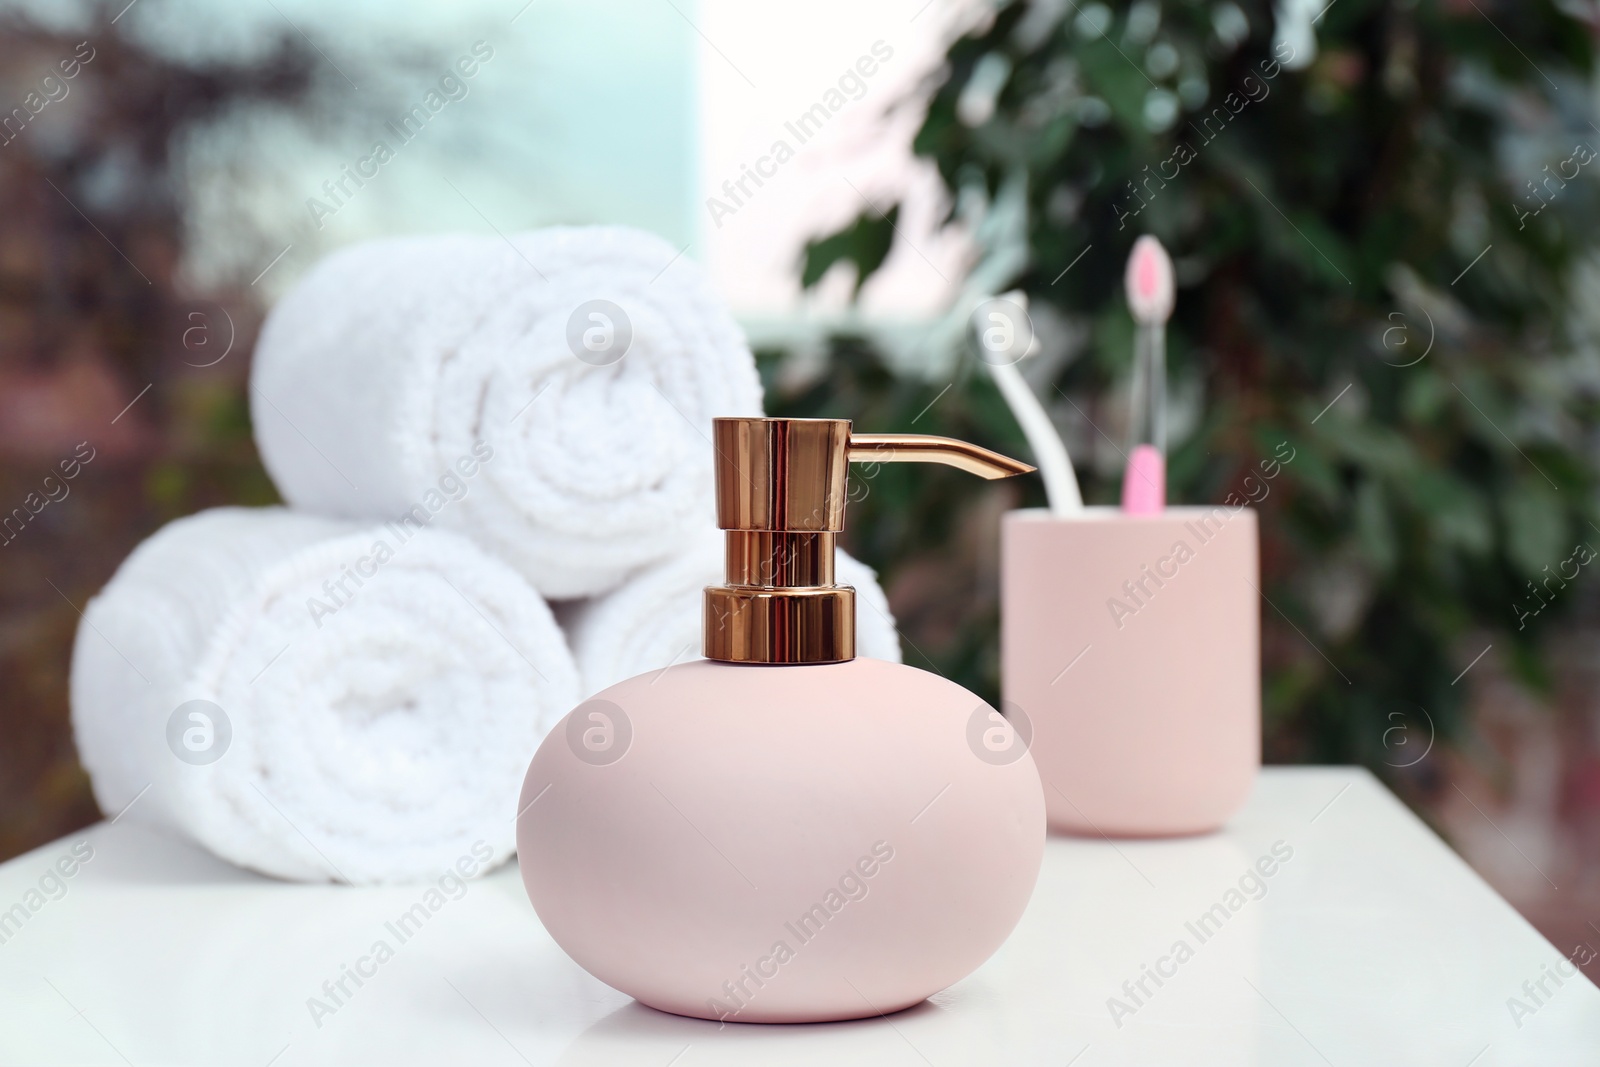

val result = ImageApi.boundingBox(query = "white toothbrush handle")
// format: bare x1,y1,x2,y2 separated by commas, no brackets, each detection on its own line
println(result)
987,358,1083,515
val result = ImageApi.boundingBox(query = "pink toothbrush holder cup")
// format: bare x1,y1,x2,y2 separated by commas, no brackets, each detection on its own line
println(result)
1002,506,1260,837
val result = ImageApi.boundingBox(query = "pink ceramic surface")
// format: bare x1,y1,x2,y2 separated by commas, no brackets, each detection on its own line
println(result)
517,658,1045,1023
1002,506,1259,836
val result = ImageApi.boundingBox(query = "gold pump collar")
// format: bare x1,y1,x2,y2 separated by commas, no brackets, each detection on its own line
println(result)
704,418,1033,665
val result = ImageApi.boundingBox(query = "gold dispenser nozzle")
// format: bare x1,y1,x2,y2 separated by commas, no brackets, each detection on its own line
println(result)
704,418,1035,665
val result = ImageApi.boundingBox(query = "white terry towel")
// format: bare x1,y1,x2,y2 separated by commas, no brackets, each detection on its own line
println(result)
69,507,579,884
565,531,904,698
250,226,764,599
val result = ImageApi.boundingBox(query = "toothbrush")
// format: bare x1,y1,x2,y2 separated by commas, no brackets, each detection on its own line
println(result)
984,290,1084,515
1122,236,1174,514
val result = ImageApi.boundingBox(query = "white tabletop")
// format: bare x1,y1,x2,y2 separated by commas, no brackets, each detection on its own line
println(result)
1,767,1596,1066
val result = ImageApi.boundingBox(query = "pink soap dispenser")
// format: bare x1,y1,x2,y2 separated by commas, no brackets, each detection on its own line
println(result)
517,417,1046,1024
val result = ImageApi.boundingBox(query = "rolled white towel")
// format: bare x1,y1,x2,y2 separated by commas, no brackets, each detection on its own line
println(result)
69,507,579,884
564,532,903,698
250,226,764,599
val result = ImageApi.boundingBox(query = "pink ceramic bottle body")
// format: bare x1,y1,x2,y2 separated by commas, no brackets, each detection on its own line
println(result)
1002,506,1260,836
516,657,1045,1024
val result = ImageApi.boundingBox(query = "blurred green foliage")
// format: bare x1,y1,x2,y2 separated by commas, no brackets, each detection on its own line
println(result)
781,0,1600,772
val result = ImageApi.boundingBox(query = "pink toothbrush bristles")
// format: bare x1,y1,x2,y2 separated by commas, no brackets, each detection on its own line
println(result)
1125,236,1174,326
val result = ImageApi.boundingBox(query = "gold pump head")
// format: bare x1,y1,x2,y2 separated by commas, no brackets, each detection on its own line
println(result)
704,417,1035,665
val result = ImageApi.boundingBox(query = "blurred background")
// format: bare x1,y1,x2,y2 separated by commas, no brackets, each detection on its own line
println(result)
3,0,1600,977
